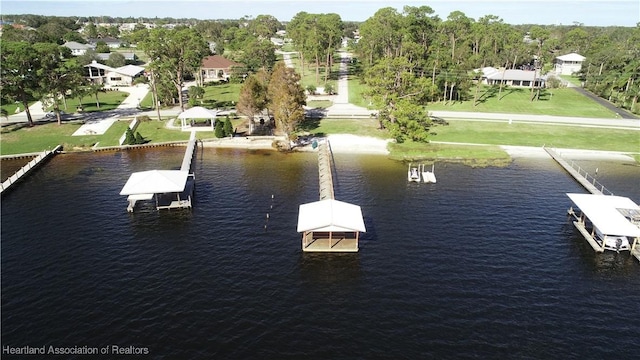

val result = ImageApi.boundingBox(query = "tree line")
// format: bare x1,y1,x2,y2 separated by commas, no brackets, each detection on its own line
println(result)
2,11,637,141
352,6,639,141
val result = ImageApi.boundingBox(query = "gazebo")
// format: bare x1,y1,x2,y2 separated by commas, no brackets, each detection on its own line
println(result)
177,106,217,131
297,199,366,252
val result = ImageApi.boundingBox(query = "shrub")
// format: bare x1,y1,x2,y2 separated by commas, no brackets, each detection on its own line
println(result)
224,117,233,136
214,120,225,138
124,128,136,145
134,132,145,144
306,85,317,95
324,83,335,95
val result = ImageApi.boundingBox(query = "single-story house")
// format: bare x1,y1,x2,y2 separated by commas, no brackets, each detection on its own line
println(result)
481,67,544,88
63,41,95,56
88,37,124,48
554,53,586,75
96,52,137,62
84,61,145,86
198,55,242,84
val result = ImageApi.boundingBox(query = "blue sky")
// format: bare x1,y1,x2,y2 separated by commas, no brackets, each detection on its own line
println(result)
1,0,638,26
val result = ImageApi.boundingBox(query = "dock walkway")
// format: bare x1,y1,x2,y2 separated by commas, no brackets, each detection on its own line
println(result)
544,146,613,195
317,140,335,200
1,145,62,196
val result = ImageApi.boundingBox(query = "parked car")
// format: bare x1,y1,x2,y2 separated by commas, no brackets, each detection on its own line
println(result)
45,111,67,118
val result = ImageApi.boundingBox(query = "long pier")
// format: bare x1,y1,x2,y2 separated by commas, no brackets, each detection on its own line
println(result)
1,145,62,196
317,139,335,200
544,146,613,195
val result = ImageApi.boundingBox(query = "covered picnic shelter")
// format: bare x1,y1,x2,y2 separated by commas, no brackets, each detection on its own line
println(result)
178,106,217,131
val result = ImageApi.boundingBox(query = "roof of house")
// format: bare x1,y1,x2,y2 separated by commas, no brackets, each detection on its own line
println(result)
483,67,542,81
63,41,94,50
113,64,145,77
88,37,122,45
96,52,136,61
84,61,144,77
556,53,586,61
201,55,240,69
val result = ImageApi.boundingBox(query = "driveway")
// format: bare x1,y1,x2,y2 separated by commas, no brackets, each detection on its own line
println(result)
571,87,638,119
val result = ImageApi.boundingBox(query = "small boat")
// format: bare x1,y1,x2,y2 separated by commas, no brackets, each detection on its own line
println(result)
408,163,421,182
422,164,437,183
566,193,640,254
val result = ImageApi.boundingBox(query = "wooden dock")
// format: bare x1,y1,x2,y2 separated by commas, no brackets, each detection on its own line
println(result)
297,138,365,252
544,146,613,195
317,140,335,200
1,145,62,196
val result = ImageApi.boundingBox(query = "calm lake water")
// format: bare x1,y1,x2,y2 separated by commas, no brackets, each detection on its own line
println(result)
2,147,639,359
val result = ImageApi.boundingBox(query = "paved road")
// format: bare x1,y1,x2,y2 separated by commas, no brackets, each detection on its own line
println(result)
571,87,638,119
429,110,640,130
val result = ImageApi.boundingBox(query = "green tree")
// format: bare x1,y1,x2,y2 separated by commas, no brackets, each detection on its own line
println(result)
0,41,41,126
241,38,277,72
237,71,269,123
224,117,233,137
84,22,98,38
139,27,210,111
267,62,306,147
214,120,225,138
106,52,126,67
95,41,110,53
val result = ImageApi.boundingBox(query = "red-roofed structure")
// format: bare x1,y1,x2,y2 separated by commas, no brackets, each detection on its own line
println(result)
198,55,242,84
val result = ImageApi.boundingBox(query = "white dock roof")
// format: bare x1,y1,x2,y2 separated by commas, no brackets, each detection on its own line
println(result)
567,193,640,237
297,199,366,233
120,170,189,195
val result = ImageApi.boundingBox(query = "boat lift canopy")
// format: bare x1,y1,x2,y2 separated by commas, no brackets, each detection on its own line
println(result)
120,170,190,196
567,193,640,237
297,199,366,233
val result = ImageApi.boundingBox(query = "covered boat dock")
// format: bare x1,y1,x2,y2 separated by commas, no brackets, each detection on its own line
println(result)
567,193,640,260
297,139,366,252
297,199,366,252
120,132,198,212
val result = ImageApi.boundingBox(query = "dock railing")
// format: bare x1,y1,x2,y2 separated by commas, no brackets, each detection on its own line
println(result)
564,158,614,196
544,146,614,196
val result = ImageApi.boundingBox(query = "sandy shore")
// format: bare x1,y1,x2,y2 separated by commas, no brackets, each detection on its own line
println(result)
326,134,391,154
197,134,634,161
500,145,636,161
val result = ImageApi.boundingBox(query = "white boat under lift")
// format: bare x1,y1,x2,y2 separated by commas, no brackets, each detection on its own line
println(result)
567,193,640,258
408,163,436,183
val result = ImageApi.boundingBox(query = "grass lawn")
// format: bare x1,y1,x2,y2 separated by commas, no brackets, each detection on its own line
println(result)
0,120,130,154
560,75,583,87
427,86,618,118
389,142,512,166
298,117,387,139
198,82,243,109
431,120,640,153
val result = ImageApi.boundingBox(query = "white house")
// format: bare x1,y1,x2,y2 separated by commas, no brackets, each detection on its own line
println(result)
481,67,544,88
554,53,586,75
84,61,145,86
63,41,95,56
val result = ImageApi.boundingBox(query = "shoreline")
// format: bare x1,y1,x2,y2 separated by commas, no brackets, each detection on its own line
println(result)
1,134,636,163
